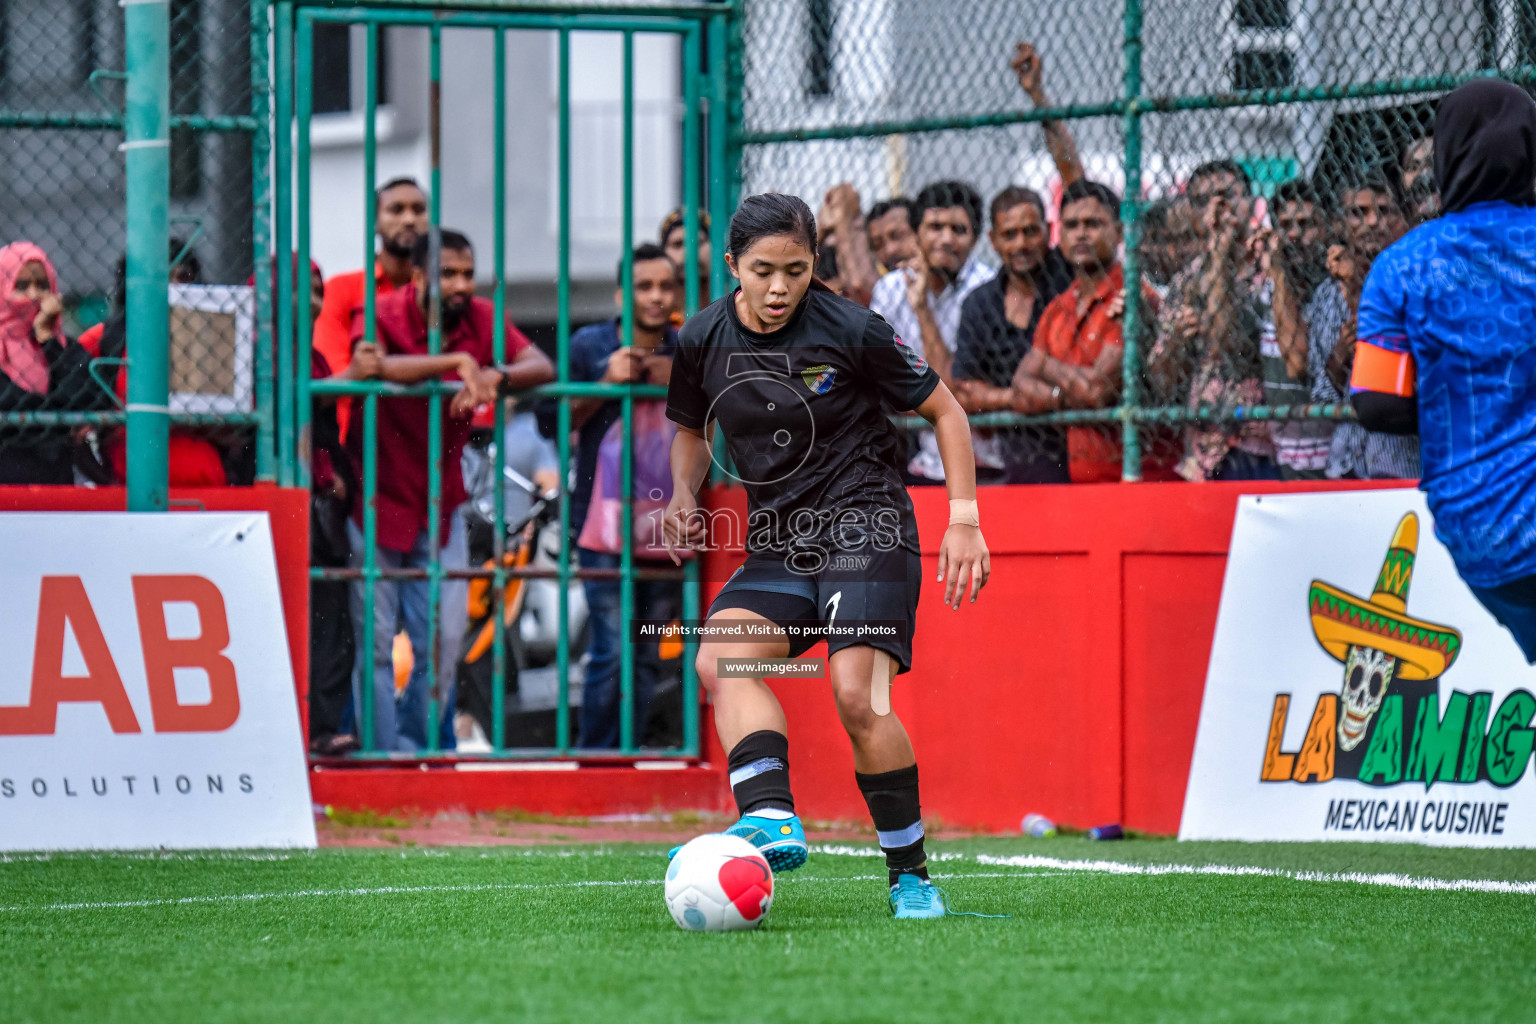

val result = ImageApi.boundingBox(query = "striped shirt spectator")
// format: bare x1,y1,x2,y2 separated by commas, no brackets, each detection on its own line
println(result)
1308,278,1419,480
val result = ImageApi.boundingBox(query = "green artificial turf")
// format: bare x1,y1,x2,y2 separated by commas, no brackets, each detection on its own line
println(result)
2,837,1534,1023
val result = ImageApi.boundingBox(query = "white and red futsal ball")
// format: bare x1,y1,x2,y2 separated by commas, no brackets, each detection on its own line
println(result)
664,833,774,931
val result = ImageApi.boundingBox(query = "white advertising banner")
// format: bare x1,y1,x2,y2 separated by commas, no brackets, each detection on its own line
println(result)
0,513,316,850
1181,490,1536,848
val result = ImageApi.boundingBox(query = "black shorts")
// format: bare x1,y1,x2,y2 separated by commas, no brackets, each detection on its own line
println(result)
707,535,922,675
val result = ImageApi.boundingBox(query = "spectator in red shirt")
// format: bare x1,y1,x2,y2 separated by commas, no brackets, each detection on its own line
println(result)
313,177,429,438
346,228,554,752
1013,179,1176,482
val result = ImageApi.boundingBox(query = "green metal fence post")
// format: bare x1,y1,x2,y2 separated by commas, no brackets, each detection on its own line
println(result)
706,13,731,485
273,2,296,490
426,23,445,752
491,27,509,753
1119,0,1145,483
295,14,314,491
555,27,573,755
722,8,745,217
250,0,275,484
619,29,637,754
357,19,381,757
360,392,379,754
679,21,704,757
123,0,171,512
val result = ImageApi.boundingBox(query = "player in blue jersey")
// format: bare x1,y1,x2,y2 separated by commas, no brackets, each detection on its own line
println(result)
1351,78,1536,661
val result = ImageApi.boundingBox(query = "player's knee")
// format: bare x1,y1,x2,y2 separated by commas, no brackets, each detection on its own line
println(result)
831,672,878,737
695,643,752,698
695,644,724,697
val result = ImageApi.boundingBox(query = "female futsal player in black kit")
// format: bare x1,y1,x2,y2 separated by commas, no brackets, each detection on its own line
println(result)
662,193,990,919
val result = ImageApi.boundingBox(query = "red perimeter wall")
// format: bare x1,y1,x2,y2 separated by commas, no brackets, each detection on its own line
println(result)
0,479,1407,835
698,479,1402,835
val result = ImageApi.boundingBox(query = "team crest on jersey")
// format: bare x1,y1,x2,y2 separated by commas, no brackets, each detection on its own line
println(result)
801,363,836,394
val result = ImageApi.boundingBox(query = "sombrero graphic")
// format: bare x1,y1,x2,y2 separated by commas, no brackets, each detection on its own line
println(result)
1308,512,1462,681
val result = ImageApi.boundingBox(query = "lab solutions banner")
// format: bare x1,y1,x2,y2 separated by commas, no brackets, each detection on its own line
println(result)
0,513,315,850
1181,490,1536,848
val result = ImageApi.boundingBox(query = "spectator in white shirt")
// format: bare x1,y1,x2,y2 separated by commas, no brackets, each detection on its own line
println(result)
870,180,995,483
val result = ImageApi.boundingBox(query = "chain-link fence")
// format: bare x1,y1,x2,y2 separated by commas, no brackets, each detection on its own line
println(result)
735,0,1527,482
0,0,268,486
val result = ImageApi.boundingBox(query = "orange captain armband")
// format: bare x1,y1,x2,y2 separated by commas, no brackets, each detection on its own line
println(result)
1350,339,1417,397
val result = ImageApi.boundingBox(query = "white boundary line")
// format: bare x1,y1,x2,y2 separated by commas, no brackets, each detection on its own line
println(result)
0,872,1061,914
973,853,1536,895
4,847,1534,912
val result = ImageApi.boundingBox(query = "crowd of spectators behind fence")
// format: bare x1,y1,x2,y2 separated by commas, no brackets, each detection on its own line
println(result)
0,39,1441,752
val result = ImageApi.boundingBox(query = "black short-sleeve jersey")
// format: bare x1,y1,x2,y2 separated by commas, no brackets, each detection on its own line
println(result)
666,285,940,550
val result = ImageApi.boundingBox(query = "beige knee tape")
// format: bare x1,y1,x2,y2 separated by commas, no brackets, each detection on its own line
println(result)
870,650,895,717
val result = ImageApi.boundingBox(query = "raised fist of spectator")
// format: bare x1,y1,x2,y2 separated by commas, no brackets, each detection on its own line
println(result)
1011,42,1046,103
818,183,863,244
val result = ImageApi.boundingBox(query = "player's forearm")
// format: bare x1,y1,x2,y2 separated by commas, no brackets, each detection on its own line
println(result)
934,403,977,500
670,426,713,498
915,385,977,498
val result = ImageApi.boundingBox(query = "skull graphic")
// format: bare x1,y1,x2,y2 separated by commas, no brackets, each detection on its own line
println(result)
1338,644,1399,751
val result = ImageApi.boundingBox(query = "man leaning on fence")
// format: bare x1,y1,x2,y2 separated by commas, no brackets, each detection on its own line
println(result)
567,243,684,749
1014,180,1177,483
346,228,555,752
314,177,430,438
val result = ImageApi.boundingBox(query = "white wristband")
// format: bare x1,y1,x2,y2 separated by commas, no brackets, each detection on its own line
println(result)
948,498,980,528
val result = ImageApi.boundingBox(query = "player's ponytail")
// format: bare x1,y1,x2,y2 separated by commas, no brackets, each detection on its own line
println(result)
727,193,818,259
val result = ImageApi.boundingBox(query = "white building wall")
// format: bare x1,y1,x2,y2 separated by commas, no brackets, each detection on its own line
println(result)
303,21,682,312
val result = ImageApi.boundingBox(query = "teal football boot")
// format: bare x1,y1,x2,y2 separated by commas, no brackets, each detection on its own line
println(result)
888,873,947,919
668,812,808,873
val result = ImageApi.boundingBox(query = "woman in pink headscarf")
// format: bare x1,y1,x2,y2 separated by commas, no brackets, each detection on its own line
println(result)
0,242,103,484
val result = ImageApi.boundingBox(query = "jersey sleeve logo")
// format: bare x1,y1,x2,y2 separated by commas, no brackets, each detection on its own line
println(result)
893,333,928,373
801,363,837,394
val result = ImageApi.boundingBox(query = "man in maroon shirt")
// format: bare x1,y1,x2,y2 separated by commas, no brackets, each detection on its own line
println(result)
347,228,555,751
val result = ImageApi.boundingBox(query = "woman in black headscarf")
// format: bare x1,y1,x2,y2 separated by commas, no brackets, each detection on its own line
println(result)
1352,78,1536,663
1433,78,1536,214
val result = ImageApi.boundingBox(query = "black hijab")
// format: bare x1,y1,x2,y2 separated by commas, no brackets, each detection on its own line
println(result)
1433,78,1536,213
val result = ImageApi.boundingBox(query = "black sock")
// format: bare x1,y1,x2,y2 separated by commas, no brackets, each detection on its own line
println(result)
855,764,928,887
727,730,795,816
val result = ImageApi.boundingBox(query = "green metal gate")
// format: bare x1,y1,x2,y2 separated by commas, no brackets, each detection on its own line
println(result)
274,1,734,759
